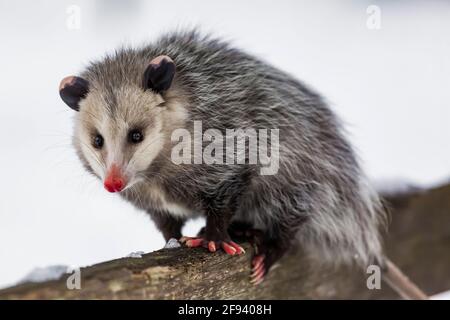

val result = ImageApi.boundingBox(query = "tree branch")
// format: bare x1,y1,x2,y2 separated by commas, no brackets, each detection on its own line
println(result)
1,183,449,299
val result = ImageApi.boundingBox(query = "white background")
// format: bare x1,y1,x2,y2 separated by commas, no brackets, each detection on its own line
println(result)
0,0,449,289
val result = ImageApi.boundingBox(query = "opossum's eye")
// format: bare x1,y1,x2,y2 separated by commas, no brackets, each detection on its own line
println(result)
143,55,175,94
93,134,104,149
128,129,144,144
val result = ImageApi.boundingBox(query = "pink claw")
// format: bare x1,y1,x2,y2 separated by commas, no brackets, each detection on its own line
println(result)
251,255,266,285
229,241,245,255
252,255,265,269
221,242,237,255
186,238,203,248
208,241,217,252
181,236,246,256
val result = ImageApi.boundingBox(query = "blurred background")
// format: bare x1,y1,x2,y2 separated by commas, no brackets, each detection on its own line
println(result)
0,0,449,289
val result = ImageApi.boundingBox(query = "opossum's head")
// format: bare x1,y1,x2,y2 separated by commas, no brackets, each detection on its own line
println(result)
59,55,179,193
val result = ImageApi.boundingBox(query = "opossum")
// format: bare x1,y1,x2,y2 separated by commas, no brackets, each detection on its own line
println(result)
59,30,426,298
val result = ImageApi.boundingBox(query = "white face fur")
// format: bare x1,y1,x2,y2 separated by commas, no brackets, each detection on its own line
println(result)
74,85,166,192
60,55,181,192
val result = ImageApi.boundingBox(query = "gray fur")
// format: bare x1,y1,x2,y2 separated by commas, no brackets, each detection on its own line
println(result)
72,30,385,268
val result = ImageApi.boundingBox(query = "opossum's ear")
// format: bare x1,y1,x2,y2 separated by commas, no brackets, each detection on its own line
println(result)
59,76,89,112
143,55,175,94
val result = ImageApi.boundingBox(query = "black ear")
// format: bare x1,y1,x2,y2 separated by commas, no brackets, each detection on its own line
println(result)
143,55,175,93
59,76,89,111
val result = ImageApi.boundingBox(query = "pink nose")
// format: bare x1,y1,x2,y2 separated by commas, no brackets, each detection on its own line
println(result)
104,165,126,193
104,177,125,193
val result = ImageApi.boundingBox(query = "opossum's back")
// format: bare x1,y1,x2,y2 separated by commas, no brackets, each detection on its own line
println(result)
145,31,331,132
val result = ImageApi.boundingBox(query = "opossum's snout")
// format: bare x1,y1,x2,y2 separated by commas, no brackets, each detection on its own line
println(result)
104,164,128,193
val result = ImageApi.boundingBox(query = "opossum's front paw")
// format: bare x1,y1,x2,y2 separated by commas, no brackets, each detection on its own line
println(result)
179,236,245,255
250,254,266,285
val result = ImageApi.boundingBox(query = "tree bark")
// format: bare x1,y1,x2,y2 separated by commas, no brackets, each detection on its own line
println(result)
1,183,449,300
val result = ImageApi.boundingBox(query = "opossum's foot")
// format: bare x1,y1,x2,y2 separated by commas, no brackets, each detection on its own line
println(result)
179,236,245,255
239,230,286,285
250,242,287,285
250,254,266,285
207,222,268,284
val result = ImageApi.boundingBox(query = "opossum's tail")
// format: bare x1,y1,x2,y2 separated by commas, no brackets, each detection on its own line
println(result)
381,257,428,300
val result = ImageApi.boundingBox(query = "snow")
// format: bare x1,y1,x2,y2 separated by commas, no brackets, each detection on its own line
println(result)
126,251,145,259
18,265,69,284
164,238,182,249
